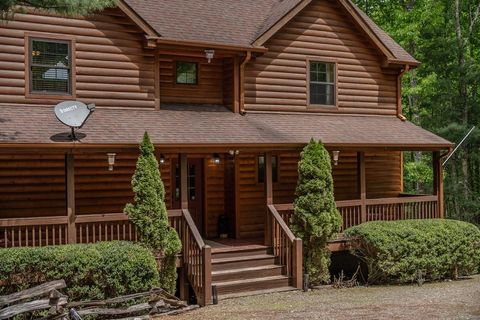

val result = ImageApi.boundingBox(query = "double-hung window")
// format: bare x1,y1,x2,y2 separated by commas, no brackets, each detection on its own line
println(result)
176,61,198,85
309,61,336,106
29,38,71,95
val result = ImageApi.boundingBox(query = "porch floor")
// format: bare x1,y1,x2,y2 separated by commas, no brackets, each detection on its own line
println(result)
206,238,266,253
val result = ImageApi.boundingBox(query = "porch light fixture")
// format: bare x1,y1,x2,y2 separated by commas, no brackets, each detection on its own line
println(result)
332,150,340,166
213,153,221,165
107,153,116,171
228,150,240,156
159,154,166,165
205,49,215,63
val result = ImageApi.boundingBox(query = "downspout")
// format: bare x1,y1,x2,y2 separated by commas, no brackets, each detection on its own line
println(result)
239,51,252,115
397,64,410,121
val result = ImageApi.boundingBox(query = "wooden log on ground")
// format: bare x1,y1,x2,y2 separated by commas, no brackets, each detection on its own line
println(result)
0,297,67,319
0,280,66,307
76,300,165,317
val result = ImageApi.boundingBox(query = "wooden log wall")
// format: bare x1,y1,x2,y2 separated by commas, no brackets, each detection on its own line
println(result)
204,155,225,238
236,153,266,239
222,58,234,110
75,152,173,215
237,150,402,238
0,154,66,218
0,8,155,108
244,0,399,115
159,55,224,105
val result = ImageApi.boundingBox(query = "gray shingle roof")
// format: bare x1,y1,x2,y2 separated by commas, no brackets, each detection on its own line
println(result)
0,105,451,149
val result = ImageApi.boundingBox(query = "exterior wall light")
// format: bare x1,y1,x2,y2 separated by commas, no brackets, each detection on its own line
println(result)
228,150,240,156
205,49,215,63
332,150,340,166
159,154,166,165
213,153,221,165
107,153,116,171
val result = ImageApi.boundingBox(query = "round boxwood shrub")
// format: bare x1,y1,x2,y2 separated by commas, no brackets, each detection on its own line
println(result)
0,241,160,301
345,219,480,284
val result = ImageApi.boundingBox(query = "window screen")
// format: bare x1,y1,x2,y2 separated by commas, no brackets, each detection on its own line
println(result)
309,61,335,106
176,61,197,85
30,39,71,94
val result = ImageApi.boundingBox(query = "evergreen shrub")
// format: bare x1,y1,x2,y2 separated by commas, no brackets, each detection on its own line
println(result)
345,219,480,283
0,241,159,300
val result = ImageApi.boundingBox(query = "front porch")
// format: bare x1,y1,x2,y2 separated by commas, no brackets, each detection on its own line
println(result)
0,145,447,305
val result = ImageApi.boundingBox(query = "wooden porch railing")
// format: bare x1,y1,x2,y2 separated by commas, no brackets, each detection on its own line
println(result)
266,204,302,289
275,195,439,232
0,209,211,306
178,208,211,306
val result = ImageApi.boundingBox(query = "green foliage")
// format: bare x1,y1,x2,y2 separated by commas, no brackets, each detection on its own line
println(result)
124,132,181,293
291,139,342,284
0,241,160,300
0,0,116,19
353,0,480,226
345,219,480,284
403,152,433,194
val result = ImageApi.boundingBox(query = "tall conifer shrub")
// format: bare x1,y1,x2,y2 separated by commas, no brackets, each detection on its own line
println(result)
291,139,342,284
124,132,181,293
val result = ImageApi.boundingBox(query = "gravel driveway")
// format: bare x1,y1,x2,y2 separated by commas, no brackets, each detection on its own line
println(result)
168,275,480,320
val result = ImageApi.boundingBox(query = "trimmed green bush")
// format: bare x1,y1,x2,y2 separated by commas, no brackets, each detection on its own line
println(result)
124,132,181,293
0,241,160,301
345,219,480,284
291,139,342,285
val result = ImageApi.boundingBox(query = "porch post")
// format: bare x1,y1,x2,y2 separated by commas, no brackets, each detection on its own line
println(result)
433,151,444,218
180,154,188,210
358,152,367,223
66,153,76,244
265,152,273,246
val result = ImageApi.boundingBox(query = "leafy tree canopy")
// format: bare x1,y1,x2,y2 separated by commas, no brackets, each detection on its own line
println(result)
0,0,116,18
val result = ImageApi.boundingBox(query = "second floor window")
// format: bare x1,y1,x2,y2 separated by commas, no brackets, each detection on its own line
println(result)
309,61,336,106
176,61,197,85
30,38,71,94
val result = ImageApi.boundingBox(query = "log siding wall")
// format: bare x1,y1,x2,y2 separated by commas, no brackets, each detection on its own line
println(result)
0,8,156,108
244,0,399,115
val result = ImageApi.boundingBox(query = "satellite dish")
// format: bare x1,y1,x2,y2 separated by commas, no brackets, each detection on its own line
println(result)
54,100,95,140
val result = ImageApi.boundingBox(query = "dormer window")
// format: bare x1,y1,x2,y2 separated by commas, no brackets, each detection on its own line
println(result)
29,38,71,95
308,60,336,106
176,61,198,85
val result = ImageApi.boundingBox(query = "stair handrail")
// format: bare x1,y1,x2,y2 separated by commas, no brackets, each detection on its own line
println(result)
266,204,302,289
180,209,211,306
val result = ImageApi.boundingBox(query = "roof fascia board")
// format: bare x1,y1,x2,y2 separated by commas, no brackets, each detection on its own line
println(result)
253,0,313,46
156,38,267,53
116,0,160,38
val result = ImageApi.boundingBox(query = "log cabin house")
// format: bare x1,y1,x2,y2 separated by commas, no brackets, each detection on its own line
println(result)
0,0,453,305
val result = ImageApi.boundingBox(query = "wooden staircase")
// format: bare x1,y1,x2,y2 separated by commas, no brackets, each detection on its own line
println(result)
211,245,297,300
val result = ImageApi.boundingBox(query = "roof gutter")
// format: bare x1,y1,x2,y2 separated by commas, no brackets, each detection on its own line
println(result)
397,64,410,121
239,51,252,115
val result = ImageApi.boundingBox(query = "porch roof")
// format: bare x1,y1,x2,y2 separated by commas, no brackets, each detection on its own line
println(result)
0,105,452,150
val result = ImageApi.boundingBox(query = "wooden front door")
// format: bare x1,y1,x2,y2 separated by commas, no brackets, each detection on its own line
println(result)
172,158,204,234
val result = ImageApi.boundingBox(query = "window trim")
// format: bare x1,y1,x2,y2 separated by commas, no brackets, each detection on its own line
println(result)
256,154,280,185
25,33,76,99
175,60,199,86
306,57,338,110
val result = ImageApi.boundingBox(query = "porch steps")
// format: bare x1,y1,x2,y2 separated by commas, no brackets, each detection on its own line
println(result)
211,246,296,299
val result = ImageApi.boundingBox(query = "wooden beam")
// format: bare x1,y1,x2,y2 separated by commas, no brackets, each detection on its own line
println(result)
358,152,366,223
265,152,273,205
154,49,160,110
265,152,273,246
233,55,240,113
201,246,212,306
65,153,76,244
180,154,188,210
433,151,444,218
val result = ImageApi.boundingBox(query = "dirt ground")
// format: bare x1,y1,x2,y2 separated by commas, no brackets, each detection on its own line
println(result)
168,275,480,320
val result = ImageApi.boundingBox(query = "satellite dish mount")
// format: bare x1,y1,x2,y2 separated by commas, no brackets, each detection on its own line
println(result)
54,101,95,141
